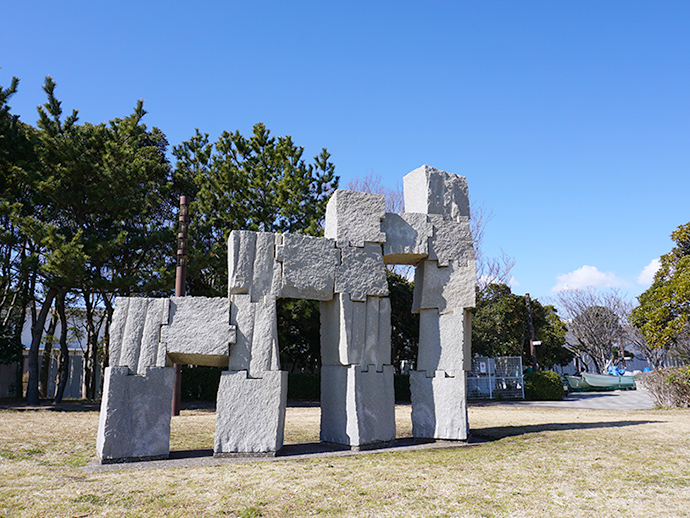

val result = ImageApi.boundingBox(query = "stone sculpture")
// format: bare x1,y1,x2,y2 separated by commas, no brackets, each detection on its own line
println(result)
96,165,476,463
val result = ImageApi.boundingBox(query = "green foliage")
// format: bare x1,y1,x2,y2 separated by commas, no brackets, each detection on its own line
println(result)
278,299,321,373
180,366,223,401
523,370,564,401
632,222,690,352
173,123,338,296
287,373,320,401
387,270,419,371
635,367,690,408
472,284,572,369
394,374,411,402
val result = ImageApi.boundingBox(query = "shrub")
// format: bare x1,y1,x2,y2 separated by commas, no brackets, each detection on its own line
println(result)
524,370,564,401
635,367,690,408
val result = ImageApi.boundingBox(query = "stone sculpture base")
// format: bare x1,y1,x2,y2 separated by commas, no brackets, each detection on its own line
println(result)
97,366,176,463
320,365,396,447
410,370,468,440
214,370,288,455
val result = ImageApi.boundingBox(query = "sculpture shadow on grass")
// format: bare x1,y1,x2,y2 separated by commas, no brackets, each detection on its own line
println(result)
471,420,663,442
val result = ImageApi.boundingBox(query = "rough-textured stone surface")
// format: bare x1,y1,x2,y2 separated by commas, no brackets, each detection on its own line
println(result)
403,165,470,222
97,366,176,463
277,234,338,301
248,297,280,375
381,212,433,265
416,309,466,373
161,297,235,368
251,232,279,302
229,294,255,371
228,230,257,295
117,298,149,372
214,370,287,454
320,294,390,369
108,297,129,369
320,365,395,446
325,190,386,247
409,370,468,440
335,243,388,301
427,215,474,267
136,299,167,374
412,259,477,314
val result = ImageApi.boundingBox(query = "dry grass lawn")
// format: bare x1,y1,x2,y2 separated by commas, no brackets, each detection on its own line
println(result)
1,403,689,517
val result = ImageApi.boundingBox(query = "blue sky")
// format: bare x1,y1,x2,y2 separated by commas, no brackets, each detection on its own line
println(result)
3,1,688,303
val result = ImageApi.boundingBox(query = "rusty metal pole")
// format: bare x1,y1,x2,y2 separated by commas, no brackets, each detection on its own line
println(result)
525,293,538,372
172,196,190,416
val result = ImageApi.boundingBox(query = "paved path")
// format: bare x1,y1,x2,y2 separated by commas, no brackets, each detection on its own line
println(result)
471,388,656,411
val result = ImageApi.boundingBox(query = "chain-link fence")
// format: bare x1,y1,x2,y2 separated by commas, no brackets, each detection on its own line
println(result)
467,356,524,400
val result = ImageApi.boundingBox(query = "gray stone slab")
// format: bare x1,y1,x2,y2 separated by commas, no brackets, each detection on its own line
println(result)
403,165,470,222
229,294,255,371
410,370,468,440
108,297,129,367
214,370,287,454
320,293,366,367
427,215,474,267
97,366,176,463
277,234,338,301
118,298,150,373
161,297,235,368
335,243,388,301
137,298,167,374
412,259,476,314
320,365,396,447
248,297,280,375
228,230,257,296
251,232,279,302
381,212,433,265
417,309,466,374
325,190,386,247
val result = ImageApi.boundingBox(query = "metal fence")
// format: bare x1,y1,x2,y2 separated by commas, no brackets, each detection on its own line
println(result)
467,356,524,400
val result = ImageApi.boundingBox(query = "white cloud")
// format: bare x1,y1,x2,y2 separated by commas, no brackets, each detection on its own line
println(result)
509,276,521,287
551,265,623,292
637,258,661,285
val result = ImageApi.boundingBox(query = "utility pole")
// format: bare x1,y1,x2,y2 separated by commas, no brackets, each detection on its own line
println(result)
525,293,538,371
172,196,189,416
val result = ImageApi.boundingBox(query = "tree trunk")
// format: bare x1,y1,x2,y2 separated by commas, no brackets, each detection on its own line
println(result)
53,292,70,405
25,286,58,405
99,294,114,397
39,311,58,398
82,291,103,400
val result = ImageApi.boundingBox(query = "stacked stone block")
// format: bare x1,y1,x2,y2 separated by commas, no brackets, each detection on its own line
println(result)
319,190,397,447
96,163,477,463
97,296,235,463
399,165,476,440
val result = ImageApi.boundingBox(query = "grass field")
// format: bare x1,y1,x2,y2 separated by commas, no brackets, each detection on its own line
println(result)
1,403,689,517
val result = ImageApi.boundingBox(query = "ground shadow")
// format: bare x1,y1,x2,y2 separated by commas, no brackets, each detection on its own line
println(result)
472,419,662,442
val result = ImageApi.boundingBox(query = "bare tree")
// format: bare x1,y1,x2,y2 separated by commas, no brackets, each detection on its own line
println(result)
470,201,515,293
347,171,403,213
554,289,630,373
